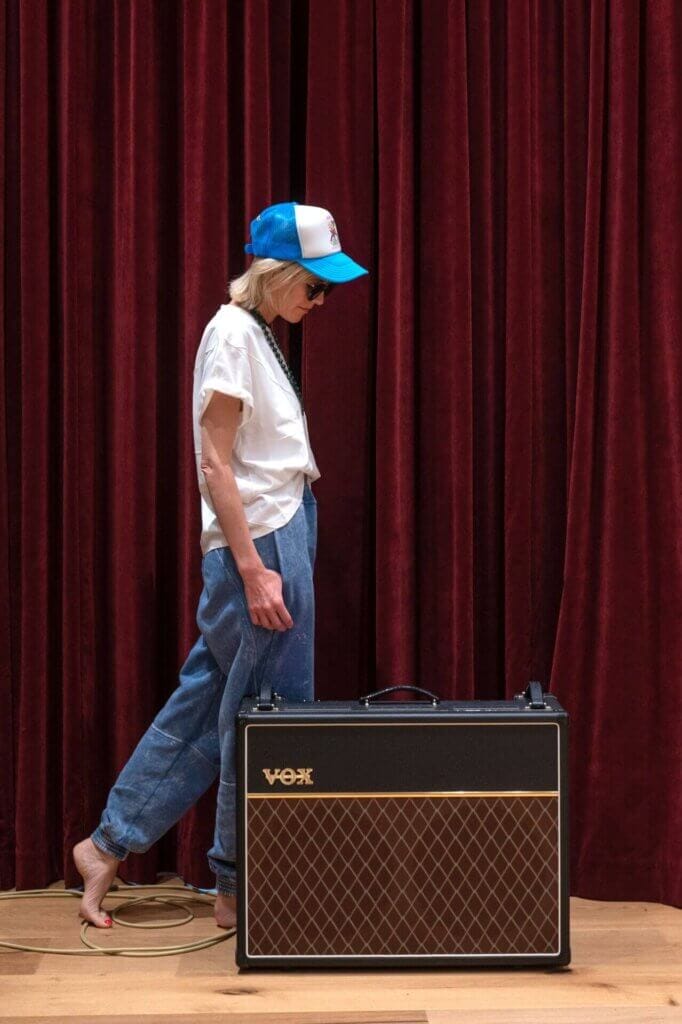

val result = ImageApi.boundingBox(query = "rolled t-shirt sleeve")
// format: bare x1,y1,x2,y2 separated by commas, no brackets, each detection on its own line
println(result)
198,330,254,428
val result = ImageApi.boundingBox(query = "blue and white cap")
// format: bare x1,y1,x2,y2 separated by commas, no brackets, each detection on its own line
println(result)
245,201,368,283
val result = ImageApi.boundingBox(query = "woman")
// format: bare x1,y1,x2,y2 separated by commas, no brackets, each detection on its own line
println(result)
73,202,368,929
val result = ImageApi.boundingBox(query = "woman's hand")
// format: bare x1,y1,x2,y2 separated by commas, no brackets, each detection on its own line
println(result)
241,565,294,631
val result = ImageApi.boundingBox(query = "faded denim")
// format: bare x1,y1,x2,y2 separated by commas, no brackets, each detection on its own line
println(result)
91,484,317,895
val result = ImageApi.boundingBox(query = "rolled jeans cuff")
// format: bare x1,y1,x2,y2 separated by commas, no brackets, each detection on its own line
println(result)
216,877,238,896
91,826,130,861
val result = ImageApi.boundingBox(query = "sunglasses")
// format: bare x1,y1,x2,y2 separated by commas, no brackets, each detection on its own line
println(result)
306,279,336,301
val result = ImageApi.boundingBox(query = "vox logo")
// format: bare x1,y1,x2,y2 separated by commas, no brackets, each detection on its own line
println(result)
262,768,314,786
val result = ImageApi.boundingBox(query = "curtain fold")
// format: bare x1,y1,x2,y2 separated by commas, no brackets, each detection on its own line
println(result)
14,0,55,887
1,0,679,907
304,0,375,694
417,0,474,693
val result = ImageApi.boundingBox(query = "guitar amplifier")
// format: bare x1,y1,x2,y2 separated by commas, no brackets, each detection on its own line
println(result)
235,681,569,969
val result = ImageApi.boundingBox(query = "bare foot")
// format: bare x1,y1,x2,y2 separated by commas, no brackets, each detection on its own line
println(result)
72,838,120,928
214,892,237,929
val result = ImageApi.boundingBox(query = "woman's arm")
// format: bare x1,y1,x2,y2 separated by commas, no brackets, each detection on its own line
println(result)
200,392,293,631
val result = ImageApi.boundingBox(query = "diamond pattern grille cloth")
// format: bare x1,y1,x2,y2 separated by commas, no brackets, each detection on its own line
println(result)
246,795,559,956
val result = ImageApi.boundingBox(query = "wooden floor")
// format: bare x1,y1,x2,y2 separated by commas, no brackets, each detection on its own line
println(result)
0,877,680,1022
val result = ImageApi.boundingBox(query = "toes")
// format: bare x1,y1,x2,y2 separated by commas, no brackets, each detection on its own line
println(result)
79,894,114,925
79,910,113,928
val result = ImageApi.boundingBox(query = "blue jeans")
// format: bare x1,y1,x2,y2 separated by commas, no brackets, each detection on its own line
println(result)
91,484,317,895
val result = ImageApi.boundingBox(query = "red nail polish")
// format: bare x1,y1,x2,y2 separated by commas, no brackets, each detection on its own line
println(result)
104,918,113,926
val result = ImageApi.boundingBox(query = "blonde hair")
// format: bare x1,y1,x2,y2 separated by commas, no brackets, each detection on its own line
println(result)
228,258,313,309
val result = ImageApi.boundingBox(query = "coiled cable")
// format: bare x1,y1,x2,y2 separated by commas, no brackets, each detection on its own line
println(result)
0,883,233,957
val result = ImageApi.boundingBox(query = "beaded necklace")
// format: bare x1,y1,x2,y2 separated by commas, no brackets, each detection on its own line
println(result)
244,306,304,412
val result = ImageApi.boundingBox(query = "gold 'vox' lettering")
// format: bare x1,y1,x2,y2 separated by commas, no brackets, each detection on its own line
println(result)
262,768,314,786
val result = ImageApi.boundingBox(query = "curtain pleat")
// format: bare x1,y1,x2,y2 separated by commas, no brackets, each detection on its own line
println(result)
374,0,418,688
0,0,14,884
304,0,375,695
1,0,679,906
14,0,55,887
466,0,507,697
417,1,474,694
56,0,98,886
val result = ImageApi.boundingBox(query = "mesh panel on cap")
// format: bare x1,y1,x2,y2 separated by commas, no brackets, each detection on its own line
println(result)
262,207,296,249
250,202,299,257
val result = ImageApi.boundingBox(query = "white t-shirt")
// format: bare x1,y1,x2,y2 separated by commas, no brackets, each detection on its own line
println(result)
192,303,321,554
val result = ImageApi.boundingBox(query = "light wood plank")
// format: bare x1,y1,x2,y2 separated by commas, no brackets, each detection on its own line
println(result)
428,1011,681,1023
2,1017,428,1024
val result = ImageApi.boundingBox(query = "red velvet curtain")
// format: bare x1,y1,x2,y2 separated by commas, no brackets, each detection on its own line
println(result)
1,0,679,907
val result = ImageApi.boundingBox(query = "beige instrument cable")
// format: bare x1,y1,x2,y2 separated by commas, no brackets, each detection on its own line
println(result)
0,883,233,956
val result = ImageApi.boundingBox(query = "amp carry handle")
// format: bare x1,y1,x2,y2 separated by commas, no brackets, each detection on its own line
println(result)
359,684,441,706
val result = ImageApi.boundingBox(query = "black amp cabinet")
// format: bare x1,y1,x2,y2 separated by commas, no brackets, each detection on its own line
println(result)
235,681,569,970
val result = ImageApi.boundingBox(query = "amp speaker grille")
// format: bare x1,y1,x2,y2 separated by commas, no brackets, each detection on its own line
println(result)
246,795,559,957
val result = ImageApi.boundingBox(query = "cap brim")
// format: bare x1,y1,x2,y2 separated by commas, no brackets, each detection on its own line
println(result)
296,251,369,283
